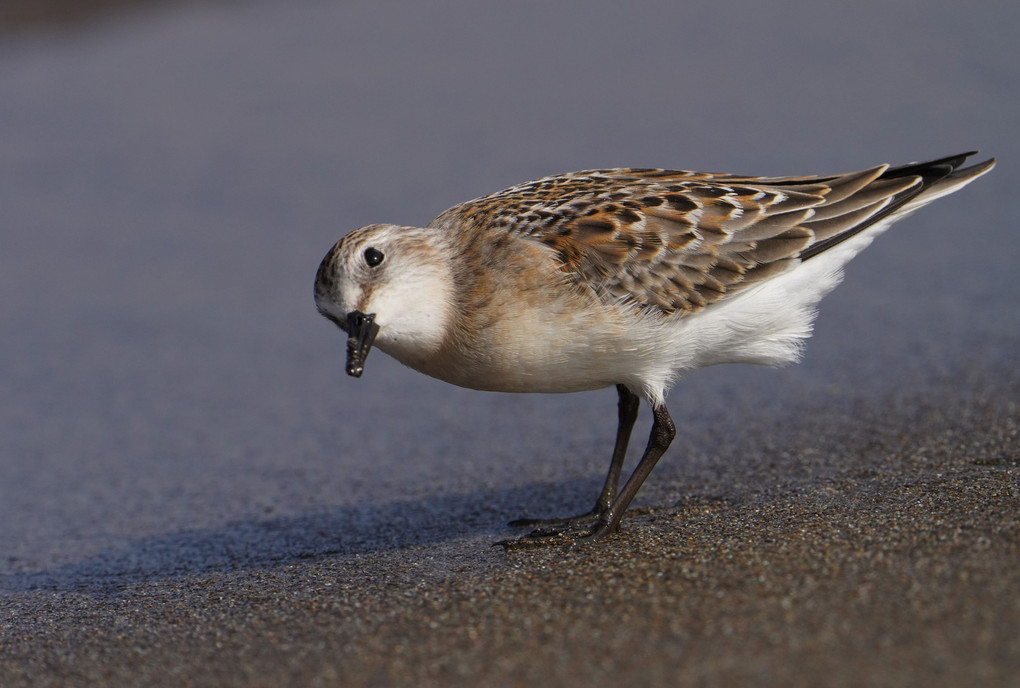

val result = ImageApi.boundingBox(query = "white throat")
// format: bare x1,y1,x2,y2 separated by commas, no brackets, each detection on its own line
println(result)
362,246,454,366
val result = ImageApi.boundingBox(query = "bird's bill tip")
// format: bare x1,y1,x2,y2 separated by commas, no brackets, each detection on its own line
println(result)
345,311,379,378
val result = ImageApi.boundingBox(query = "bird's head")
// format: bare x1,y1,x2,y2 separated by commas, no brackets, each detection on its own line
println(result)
314,224,454,377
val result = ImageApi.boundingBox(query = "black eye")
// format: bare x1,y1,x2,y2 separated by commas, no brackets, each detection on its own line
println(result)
363,247,384,267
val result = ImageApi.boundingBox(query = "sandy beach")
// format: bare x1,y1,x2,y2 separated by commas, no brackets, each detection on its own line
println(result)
2,383,1017,686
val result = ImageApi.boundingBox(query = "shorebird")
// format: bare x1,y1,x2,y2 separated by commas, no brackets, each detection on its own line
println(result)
314,151,994,548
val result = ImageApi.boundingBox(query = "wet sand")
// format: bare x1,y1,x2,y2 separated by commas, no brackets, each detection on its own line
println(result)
2,383,1016,687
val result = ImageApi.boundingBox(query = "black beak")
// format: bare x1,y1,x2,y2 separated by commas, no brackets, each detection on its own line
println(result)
345,311,380,378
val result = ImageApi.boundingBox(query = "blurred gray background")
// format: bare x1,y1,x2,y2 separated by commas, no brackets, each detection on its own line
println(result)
0,0,1016,684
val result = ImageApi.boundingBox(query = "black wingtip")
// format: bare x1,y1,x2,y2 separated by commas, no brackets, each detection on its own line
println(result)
881,150,982,182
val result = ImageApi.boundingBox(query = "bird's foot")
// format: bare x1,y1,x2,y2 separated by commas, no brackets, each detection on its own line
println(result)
495,519,618,551
506,507,601,530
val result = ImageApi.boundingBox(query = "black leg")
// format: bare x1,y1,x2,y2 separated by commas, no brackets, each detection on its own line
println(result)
593,384,641,514
499,398,676,550
507,385,640,528
576,402,675,544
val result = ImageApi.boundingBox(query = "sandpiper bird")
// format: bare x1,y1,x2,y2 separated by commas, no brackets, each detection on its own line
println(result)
314,152,994,548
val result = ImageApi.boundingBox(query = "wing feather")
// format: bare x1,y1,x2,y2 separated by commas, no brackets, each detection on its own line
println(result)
429,153,993,316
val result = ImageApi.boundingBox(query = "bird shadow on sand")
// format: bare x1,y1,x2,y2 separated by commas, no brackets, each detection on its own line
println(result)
0,478,619,594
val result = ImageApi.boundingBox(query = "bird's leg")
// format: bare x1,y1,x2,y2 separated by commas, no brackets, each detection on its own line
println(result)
593,384,641,516
499,397,675,550
572,402,675,545
507,385,639,530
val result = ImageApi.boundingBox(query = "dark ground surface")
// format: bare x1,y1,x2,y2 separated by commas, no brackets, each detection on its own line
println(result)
1,1,1018,686
0,0,218,35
